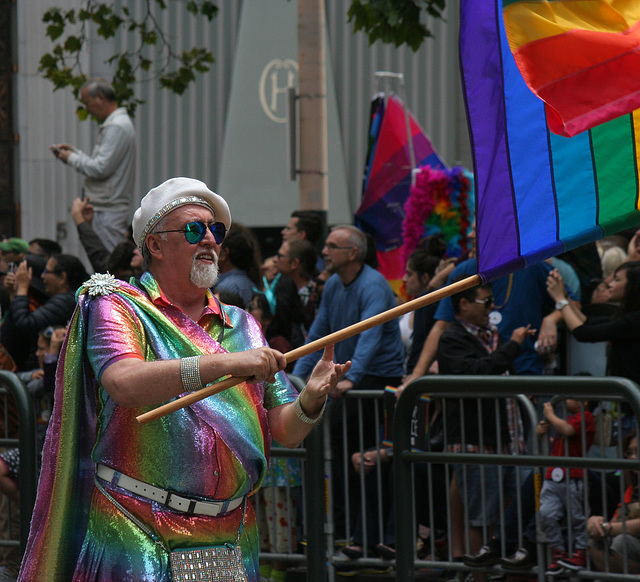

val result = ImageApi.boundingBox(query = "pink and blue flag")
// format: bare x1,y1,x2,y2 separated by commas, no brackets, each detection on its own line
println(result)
355,93,444,253
460,0,640,282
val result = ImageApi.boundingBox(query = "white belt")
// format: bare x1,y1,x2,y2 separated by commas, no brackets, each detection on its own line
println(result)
96,464,243,517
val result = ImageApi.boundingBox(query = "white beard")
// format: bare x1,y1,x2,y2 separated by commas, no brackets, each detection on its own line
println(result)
190,252,219,288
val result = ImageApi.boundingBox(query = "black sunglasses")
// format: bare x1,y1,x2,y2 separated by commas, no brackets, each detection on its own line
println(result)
155,221,227,245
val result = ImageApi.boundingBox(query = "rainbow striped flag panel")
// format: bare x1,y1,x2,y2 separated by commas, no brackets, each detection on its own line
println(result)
460,0,640,282
502,0,640,137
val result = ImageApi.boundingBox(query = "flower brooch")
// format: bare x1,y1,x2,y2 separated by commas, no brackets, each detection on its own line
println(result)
83,272,120,296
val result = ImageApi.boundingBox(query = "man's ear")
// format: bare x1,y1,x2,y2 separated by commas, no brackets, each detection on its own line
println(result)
290,257,300,271
145,235,163,260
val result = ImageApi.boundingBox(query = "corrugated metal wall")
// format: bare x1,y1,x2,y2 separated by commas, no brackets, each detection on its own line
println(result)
15,0,469,259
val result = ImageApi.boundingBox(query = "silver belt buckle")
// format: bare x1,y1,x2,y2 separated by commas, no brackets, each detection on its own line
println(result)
164,489,199,514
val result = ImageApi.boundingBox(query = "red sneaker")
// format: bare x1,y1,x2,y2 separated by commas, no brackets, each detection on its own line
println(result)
557,548,586,571
545,549,568,576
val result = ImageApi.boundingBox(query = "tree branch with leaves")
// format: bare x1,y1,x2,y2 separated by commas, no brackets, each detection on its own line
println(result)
347,0,447,52
39,0,448,119
39,0,218,118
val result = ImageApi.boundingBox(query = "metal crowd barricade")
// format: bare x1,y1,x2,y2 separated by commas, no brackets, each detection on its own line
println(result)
256,375,326,582
394,375,640,582
0,371,38,554
258,380,390,581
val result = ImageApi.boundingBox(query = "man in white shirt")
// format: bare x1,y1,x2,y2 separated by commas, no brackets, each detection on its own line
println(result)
52,78,136,251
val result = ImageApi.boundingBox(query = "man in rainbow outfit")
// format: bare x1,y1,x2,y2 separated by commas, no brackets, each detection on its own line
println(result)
19,177,350,581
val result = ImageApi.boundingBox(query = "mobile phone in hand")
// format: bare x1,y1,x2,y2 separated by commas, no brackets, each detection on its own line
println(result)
50,145,61,155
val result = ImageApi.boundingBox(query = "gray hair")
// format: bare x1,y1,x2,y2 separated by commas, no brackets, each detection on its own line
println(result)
81,78,116,101
331,225,367,262
141,216,169,271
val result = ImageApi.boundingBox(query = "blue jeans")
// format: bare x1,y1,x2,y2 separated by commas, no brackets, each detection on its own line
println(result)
454,463,532,528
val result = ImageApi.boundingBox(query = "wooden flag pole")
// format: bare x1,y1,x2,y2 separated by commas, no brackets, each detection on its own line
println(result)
136,274,481,424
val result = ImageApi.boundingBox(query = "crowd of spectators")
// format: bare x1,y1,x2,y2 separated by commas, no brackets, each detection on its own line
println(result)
1,202,639,580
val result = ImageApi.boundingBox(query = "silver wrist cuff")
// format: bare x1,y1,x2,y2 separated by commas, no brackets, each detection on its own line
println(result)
294,390,327,425
180,355,203,392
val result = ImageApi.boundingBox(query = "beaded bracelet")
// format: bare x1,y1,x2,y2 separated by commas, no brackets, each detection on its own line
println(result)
180,355,203,392
294,390,327,425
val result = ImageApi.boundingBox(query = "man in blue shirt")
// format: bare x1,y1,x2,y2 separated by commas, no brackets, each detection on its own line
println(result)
293,225,403,395
293,225,403,541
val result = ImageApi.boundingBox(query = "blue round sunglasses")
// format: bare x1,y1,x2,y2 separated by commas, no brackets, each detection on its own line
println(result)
155,221,227,245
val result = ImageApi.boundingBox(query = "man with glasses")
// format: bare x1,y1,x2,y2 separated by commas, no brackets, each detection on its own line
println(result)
293,225,403,399
437,279,535,572
293,225,404,542
20,177,350,582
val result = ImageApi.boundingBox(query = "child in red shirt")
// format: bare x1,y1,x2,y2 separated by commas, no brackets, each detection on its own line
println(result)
537,399,595,575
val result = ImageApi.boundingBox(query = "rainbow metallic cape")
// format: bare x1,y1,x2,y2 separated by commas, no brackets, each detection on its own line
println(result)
19,273,295,581
461,0,640,282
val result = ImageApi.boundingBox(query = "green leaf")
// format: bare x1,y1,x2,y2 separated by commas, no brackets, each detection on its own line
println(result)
142,30,158,45
38,53,57,70
200,1,219,21
46,23,65,42
64,35,82,52
42,8,60,24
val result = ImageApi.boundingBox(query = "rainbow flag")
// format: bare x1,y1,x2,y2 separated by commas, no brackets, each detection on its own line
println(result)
502,1,640,137
460,0,640,282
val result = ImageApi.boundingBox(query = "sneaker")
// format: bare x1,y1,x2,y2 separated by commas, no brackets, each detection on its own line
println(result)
500,547,536,570
557,549,586,571
545,549,568,576
340,546,364,560
376,543,396,560
463,543,501,567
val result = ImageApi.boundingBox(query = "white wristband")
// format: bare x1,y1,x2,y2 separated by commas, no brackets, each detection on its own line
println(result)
294,390,327,425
